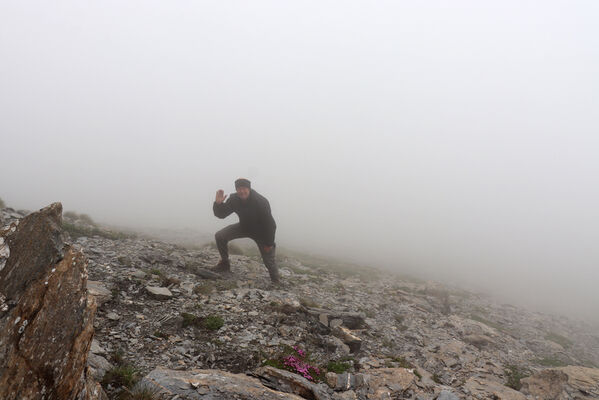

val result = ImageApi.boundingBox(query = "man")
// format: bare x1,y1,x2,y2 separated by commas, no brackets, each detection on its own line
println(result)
212,178,280,283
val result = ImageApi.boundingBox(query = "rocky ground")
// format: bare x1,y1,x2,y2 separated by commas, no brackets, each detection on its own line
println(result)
2,205,599,399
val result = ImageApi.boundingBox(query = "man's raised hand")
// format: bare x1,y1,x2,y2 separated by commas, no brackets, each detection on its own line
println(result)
215,189,228,204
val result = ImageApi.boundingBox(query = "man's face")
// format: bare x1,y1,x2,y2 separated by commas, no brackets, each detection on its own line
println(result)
236,186,250,200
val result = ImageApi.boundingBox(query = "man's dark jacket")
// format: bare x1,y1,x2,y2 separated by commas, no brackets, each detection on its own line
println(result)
213,189,277,246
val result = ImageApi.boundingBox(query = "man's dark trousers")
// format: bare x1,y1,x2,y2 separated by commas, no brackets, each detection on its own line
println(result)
215,223,279,282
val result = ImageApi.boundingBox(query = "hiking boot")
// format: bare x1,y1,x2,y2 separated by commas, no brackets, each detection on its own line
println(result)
211,259,231,273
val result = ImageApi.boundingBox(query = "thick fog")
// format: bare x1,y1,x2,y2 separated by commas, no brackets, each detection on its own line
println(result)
1,2,598,323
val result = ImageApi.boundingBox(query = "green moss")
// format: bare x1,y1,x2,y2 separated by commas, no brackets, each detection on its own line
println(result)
326,361,351,373
203,315,224,331
181,312,200,328
263,359,285,369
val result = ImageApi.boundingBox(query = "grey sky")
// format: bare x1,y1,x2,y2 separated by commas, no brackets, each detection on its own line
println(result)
1,1,598,322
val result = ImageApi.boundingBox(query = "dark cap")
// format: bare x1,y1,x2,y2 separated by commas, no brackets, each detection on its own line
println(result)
235,178,251,189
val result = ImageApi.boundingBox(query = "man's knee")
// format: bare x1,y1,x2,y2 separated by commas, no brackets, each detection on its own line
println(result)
215,230,227,243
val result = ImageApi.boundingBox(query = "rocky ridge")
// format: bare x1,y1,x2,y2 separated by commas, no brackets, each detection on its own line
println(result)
1,204,599,399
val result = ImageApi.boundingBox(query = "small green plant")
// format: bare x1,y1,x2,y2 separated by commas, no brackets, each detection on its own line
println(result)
149,268,163,276
326,360,351,373
432,373,442,384
263,358,285,369
181,312,200,328
110,349,125,365
0,197,5,209
121,384,163,400
203,315,224,331
504,364,530,390
102,365,139,389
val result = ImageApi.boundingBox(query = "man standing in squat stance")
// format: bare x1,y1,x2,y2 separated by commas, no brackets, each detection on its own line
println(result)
212,178,280,283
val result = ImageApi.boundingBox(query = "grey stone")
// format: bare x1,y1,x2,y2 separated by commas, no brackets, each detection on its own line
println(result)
87,280,112,306
106,312,120,321
437,390,460,400
146,286,173,300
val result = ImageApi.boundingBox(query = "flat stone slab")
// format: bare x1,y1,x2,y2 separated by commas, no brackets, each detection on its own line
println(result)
145,286,173,300
140,367,305,399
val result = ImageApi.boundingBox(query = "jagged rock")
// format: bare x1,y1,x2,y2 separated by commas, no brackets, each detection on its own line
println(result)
140,366,305,399
324,335,351,356
145,285,173,299
254,365,331,400
325,371,364,392
87,280,111,306
332,326,362,353
520,365,599,399
357,368,418,398
463,376,527,400
87,353,112,381
90,339,105,355
0,203,105,400
304,307,366,329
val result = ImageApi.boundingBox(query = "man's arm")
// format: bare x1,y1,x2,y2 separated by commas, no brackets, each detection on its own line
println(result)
213,190,234,219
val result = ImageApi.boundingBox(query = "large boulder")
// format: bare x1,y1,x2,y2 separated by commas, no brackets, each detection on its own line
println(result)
520,365,599,399
0,203,105,400
463,376,527,400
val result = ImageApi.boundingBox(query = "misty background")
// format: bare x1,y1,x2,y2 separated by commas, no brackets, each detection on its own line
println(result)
1,2,598,324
